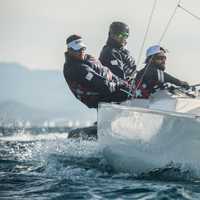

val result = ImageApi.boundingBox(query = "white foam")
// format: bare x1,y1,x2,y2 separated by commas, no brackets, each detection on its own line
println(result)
0,132,69,142
98,103,200,174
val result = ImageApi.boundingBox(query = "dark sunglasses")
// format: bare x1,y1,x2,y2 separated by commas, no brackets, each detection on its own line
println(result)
71,47,86,53
116,32,129,39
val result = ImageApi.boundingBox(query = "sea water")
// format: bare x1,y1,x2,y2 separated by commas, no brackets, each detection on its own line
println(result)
1,131,200,200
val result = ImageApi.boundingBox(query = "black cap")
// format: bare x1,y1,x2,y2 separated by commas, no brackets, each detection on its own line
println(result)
109,21,129,36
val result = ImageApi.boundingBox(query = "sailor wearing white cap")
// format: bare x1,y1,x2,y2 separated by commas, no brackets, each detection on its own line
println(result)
63,34,133,108
135,45,189,98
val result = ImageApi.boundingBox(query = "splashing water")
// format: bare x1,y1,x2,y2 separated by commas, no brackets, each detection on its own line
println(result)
1,130,200,199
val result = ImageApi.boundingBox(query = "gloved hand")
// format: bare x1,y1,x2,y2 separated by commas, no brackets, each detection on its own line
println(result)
117,79,134,96
118,79,131,90
126,76,135,84
108,79,130,94
180,81,190,90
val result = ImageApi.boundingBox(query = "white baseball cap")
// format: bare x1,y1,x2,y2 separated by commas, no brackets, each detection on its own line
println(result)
146,45,166,58
66,35,86,51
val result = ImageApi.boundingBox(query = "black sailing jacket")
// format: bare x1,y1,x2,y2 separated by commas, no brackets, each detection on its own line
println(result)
99,38,136,80
63,52,131,108
135,64,184,98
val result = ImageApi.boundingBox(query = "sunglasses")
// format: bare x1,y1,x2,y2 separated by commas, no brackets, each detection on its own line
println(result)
116,32,129,39
71,47,86,53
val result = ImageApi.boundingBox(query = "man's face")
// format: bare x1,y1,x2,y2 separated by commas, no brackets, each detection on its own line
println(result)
151,52,166,70
112,32,129,47
70,48,86,60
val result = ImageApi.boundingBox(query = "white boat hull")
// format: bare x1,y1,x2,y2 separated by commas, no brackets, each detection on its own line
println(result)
98,92,200,174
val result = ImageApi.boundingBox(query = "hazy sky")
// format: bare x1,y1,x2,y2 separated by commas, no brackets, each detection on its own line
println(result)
1,0,200,83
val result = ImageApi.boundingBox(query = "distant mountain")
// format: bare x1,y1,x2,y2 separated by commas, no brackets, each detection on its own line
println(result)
0,100,55,125
0,62,96,124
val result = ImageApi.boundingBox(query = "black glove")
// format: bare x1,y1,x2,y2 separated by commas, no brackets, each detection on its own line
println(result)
118,79,131,90
180,81,190,90
117,79,134,96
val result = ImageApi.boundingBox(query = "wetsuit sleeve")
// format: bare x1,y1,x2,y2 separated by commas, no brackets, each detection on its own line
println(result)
163,72,183,86
151,69,182,86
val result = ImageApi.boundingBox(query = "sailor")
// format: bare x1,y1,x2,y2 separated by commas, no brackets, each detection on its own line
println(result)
135,45,190,98
99,21,136,81
63,34,133,109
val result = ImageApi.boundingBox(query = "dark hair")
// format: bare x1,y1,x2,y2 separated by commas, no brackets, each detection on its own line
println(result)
145,56,153,64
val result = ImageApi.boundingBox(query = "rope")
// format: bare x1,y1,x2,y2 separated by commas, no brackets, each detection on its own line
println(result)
178,4,200,21
132,0,181,98
159,0,181,43
130,0,158,97
136,0,158,67
131,0,200,98
159,1,200,43
131,60,152,97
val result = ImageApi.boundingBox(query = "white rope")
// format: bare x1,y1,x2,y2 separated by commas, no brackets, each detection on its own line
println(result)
131,0,199,98
159,0,181,43
178,4,200,21
132,0,182,98
136,0,158,67
130,0,158,97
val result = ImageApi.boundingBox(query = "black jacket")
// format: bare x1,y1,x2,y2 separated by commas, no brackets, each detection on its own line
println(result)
99,37,136,80
63,52,131,108
135,64,184,98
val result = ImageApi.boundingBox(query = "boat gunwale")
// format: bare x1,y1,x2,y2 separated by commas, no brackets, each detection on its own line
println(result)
98,102,200,120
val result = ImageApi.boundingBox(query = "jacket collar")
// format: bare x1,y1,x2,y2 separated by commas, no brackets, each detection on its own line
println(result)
106,37,123,49
146,63,165,71
65,51,89,64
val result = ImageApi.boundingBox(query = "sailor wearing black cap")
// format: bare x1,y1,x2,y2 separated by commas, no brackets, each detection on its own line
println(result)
99,21,136,80
63,34,133,108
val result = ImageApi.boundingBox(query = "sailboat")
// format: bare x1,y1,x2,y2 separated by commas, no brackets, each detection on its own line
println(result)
98,1,200,173
98,86,200,173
